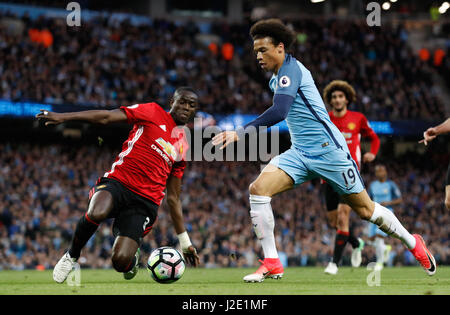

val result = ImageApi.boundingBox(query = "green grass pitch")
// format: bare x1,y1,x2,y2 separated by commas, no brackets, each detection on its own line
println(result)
1,267,449,295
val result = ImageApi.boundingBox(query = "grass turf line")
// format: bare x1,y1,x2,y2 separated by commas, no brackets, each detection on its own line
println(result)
0,266,448,295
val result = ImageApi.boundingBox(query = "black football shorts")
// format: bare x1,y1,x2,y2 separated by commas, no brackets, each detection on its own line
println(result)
89,177,158,244
322,182,345,212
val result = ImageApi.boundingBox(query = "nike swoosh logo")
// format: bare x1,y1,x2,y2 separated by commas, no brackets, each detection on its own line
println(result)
425,252,436,273
262,267,275,278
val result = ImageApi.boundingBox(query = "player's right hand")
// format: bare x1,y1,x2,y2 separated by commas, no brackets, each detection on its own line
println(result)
212,131,239,149
35,110,65,126
419,127,438,146
182,245,200,267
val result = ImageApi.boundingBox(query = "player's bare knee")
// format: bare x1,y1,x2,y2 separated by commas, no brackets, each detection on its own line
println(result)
337,210,350,229
326,213,337,229
352,205,372,221
87,191,113,222
111,251,133,272
249,181,264,196
357,207,372,221
328,219,337,229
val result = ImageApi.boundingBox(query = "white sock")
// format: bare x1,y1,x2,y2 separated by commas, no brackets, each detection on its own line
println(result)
249,195,278,259
369,202,416,249
374,237,385,263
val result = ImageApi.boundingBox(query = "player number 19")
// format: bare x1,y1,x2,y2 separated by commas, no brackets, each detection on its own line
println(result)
342,168,356,186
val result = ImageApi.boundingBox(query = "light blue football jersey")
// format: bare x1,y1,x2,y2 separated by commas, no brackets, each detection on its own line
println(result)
368,180,402,211
269,54,347,156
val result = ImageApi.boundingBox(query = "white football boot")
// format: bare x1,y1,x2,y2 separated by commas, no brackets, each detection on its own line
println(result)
351,238,365,268
53,252,77,283
243,259,284,283
324,262,338,275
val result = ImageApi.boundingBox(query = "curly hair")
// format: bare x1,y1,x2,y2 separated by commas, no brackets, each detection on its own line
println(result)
249,19,296,51
322,80,357,106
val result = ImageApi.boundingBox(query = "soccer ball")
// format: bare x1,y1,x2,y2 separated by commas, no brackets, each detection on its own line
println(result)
147,247,185,283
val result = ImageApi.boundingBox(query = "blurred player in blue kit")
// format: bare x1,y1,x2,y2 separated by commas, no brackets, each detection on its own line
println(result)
368,164,402,270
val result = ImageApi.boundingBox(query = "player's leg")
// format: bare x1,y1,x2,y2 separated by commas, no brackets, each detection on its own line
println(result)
244,149,308,282
342,191,414,244
327,203,352,273
374,235,386,270
53,189,115,283
322,183,340,275
69,190,114,259
111,235,140,273
315,149,435,275
343,190,436,275
244,164,293,282
112,198,157,279
335,202,365,268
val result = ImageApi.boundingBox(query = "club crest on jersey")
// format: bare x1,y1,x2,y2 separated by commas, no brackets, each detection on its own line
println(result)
348,122,356,130
279,76,291,88
155,138,178,160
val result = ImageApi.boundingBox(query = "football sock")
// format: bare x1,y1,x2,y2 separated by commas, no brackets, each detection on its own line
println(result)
348,228,360,249
332,230,349,264
369,202,416,249
374,237,386,264
68,213,100,259
249,195,279,259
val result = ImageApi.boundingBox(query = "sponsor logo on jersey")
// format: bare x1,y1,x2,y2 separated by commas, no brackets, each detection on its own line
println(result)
155,138,178,160
341,132,352,139
151,144,173,167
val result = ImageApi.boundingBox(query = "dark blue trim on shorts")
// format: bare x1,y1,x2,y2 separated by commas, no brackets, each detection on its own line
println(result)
297,88,342,150
346,152,365,189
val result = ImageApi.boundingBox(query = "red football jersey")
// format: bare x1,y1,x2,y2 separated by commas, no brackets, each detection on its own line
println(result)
103,102,188,205
329,110,380,169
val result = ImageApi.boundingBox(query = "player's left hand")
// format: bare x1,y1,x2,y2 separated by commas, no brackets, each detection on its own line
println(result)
363,152,376,163
212,131,239,149
182,245,200,267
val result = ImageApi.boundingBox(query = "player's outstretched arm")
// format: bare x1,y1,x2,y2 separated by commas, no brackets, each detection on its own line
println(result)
212,94,294,149
35,109,128,126
166,175,200,267
420,118,450,145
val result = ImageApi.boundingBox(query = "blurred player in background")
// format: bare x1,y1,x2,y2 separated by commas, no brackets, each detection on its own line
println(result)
368,164,402,270
322,80,380,275
213,19,436,282
420,118,450,210
36,87,200,284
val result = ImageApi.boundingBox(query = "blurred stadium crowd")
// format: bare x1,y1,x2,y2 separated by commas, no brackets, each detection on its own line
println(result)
0,11,447,118
0,141,448,270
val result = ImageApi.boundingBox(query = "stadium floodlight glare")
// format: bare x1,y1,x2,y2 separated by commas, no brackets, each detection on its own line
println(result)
382,2,391,10
390,0,398,3
310,0,326,3
438,2,449,14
